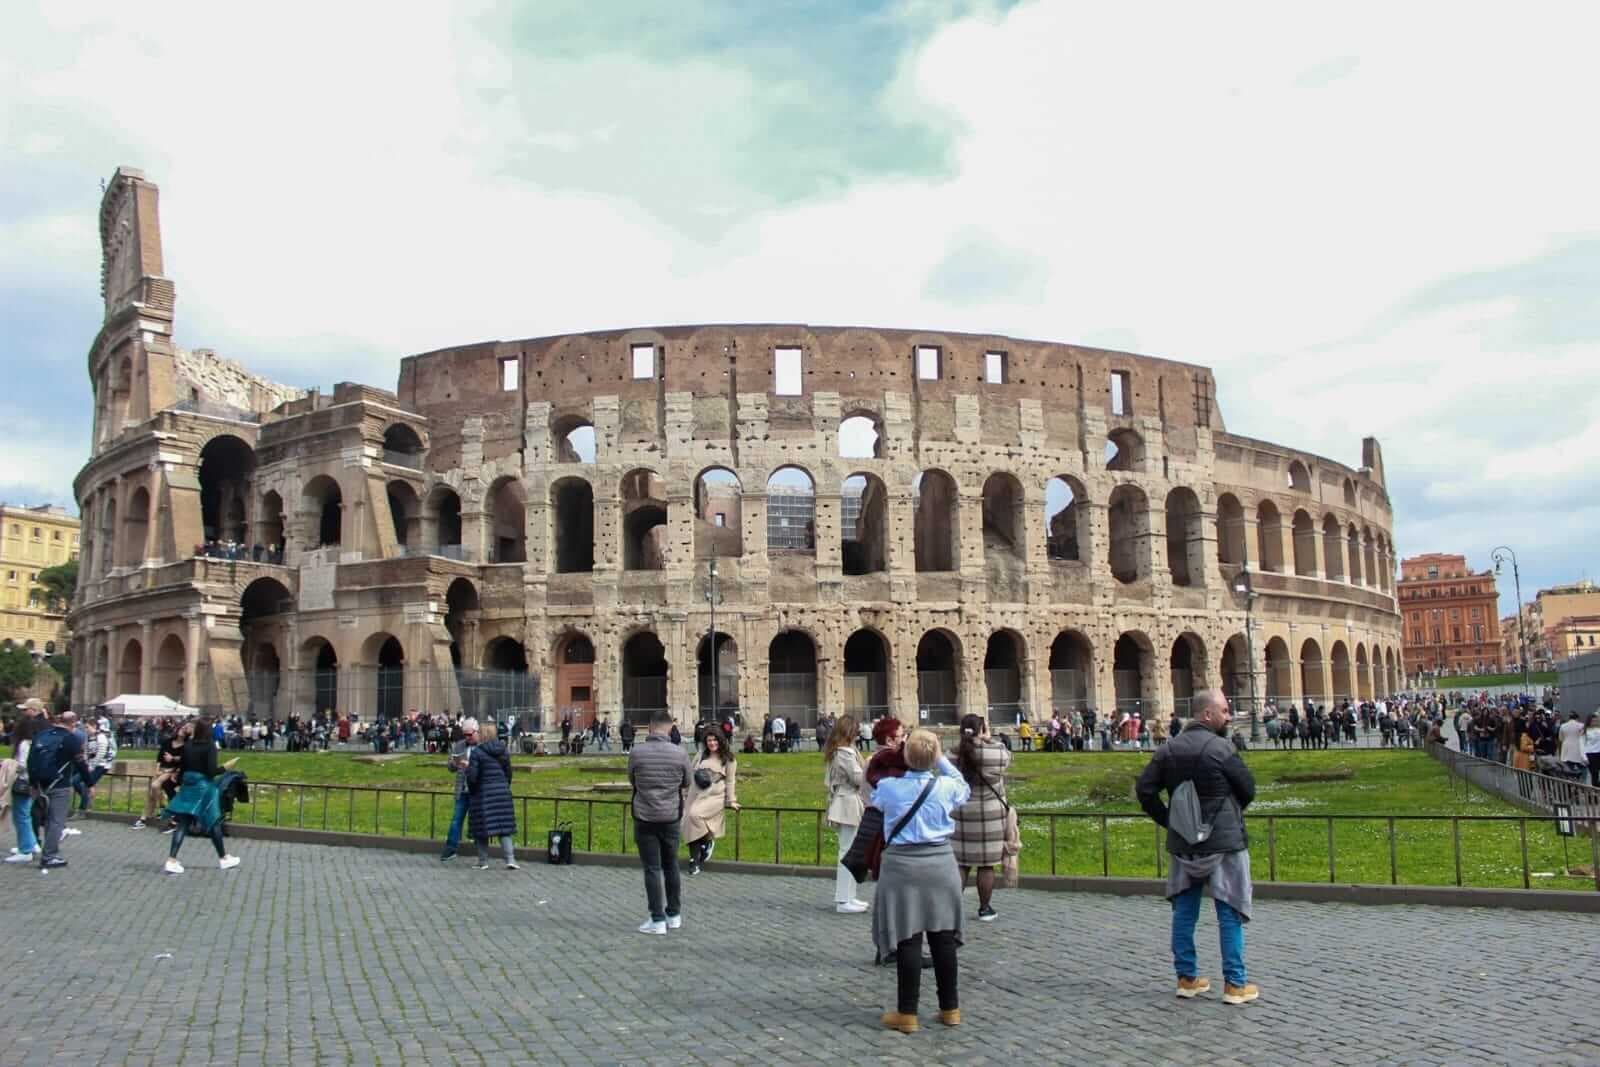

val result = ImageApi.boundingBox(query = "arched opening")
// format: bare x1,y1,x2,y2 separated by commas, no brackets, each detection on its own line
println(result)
480,634,533,722
1165,487,1205,587
117,639,143,696
1108,484,1151,584
1300,638,1327,704
915,630,961,724
444,577,479,668
766,466,816,553
621,469,668,571
769,630,819,729
839,413,882,459
1171,633,1206,717
382,423,423,465
123,486,151,565
1321,515,1345,581
1216,493,1245,566
426,486,463,557
1105,429,1146,472
983,630,1025,723
1256,500,1285,573
1330,640,1352,703
386,481,420,548
1362,529,1378,589
302,475,343,547
304,638,338,715
841,473,888,575
1292,509,1317,577
1355,644,1373,701
1287,460,1311,492
199,434,255,543
111,355,133,434
1346,524,1363,586
240,576,292,714
549,478,594,572
99,495,117,575
843,628,890,719
981,473,1024,559
696,632,738,722
913,470,960,572
1113,632,1154,715
1044,475,1088,562
259,491,285,555
489,477,528,564
366,634,405,722
1385,648,1398,697
551,632,597,725
1048,630,1093,713
484,635,529,673
1265,637,1293,703
1220,634,1249,707
249,643,281,719
621,631,669,725
552,415,596,464
695,467,743,558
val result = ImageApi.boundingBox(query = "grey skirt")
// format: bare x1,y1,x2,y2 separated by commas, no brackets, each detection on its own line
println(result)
872,841,964,958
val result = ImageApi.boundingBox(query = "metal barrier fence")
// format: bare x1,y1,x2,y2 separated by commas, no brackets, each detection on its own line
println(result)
224,667,538,721
1428,743,1600,817
1557,648,1600,717
97,772,1600,892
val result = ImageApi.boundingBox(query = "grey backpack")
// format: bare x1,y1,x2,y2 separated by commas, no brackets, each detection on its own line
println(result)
1168,778,1212,846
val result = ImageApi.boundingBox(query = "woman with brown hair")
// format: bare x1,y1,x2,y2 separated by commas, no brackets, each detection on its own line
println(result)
683,727,738,875
952,713,1012,922
823,714,868,912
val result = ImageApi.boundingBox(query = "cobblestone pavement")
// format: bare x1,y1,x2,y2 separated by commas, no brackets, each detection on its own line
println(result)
2,825,1594,1066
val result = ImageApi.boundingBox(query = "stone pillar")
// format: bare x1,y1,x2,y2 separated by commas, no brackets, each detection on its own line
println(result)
101,628,116,700
139,620,153,692
185,614,203,705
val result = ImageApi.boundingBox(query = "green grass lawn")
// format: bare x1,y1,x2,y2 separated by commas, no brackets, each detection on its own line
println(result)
100,746,1598,892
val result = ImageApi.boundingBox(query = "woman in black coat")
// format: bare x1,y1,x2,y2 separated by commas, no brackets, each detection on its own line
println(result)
466,722,518,869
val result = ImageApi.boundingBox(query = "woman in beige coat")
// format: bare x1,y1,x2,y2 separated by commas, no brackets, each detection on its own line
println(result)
823,714,870,913
683,729,738,875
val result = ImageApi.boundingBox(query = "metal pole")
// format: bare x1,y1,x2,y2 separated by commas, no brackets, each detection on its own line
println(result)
708,554,718,724
1245,581,1261,742
1493,546,1530,693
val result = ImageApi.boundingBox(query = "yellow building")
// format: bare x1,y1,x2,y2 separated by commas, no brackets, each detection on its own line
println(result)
0,504,80,657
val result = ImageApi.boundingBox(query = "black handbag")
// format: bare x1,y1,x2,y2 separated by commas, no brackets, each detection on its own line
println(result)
547,821,574,865
693,767,713,790
840,777,935,884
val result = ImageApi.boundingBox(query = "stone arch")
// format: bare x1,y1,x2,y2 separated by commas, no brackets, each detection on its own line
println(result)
360,632,406,722
489,476,528,564
769,629,819,729
302,635,339,714
386,480,420,549
1216,493,1246,566
199,434,256,543
621,630,669,724
1170,631,1208,714
981,472,1025,562
1330,640,1352,702
1256,499,1285,573
1362,527,1378,589
552,413,596,464
1321,514,1344,580
1044,475,1089,562
839,411,882,459
1355,643,1373,701
117,637,142,696
1287,460,1311,493
915,628,963,724
766,465,816,553
1047,630,1093,712
696,632,738,721
302,475,343,547
1346,523,1363,586
983,629,1027,723
1300,637,1327,704
843,628,892,718
1164,487,1205,587
913,469,960,572
382,422,424,460
444,577,479,668
841,473,888,575
1107,484,1151,584
553,630,597,724
98,492,117,575
259,491,285,553
1220,633,1249,705
1264,636,1293,702
1292,509,1316,576
1113,631,1155,714
425,484,463,555
694,466,743,558
621,468,668,571
483,634,529,673
122,485,150,566
1105,428,1146,472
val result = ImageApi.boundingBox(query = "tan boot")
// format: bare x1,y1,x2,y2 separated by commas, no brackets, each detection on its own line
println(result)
1223,982,1260,1005
880,1011,919,1033
1176,976,1212,999
938,1009,961,1026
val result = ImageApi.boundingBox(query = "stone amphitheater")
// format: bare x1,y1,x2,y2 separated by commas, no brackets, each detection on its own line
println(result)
69,168,1404,730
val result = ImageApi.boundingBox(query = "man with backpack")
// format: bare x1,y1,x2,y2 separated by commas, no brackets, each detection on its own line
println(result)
1135,689,1259,1006
26,709,93,870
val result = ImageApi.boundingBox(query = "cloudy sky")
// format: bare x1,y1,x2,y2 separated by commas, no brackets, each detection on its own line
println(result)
4,1,1596,615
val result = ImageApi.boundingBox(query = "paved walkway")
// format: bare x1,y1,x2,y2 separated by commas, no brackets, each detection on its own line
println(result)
2,825,1594,1066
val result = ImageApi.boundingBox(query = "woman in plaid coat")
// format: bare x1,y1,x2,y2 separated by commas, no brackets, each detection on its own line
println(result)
951,714,1011,922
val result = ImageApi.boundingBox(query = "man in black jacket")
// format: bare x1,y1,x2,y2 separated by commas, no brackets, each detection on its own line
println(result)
1135,690,1259,1007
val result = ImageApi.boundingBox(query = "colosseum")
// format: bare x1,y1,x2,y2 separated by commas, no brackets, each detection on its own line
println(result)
69,167,1405,731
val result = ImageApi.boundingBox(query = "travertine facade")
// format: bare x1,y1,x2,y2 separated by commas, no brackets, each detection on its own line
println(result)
69,168,1405,725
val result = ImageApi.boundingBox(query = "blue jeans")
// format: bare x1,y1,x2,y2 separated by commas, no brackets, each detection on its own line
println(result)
1171,883,1247,987
11,793,37,854
443,794,469,852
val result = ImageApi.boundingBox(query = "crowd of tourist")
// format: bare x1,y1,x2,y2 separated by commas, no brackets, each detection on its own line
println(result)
194,540,285,564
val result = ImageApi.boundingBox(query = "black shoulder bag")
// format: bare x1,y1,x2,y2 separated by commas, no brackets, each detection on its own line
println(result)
841,776,936,884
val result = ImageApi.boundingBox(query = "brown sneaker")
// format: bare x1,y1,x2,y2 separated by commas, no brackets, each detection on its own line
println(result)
1176,976,1212,999
1222,982,1260,1005
938,1009,961,1026
880,1011,919,1033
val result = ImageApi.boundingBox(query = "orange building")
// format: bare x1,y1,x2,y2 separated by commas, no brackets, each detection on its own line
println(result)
1398,553,1503,674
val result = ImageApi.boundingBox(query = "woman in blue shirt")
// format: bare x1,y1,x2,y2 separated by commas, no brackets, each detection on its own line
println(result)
869,728,970,1033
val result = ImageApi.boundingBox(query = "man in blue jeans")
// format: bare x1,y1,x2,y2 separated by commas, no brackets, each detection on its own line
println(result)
440,718,478,861
626,710,690,934
1135,689,1260,1005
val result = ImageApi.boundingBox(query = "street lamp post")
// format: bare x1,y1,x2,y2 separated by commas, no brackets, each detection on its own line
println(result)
705,553,721,723
1235,564,1262,741
1491,545,1530,694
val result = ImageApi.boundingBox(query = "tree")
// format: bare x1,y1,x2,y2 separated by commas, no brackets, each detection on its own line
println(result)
36,559,80,613
0,645,35,703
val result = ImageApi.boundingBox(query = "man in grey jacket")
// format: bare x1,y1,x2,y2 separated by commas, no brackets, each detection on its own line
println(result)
627,709,690,934
1135,689,1259,1006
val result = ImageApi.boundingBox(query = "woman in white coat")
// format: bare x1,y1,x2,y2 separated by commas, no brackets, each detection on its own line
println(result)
824,714,869,913
682,729,738,875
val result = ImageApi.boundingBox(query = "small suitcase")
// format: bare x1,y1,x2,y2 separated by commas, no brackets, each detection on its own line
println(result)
547,822,574,865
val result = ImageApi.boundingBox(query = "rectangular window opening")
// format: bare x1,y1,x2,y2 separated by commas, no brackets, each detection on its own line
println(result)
916,346,942,381
499,358,519,392
1110,371,1132,415
713,513,727,528
631,343,655,380
774,347,802,395
570,687,591,702
984,350,1007,384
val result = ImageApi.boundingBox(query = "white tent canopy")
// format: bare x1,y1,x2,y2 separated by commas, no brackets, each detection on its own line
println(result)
101,694,198,719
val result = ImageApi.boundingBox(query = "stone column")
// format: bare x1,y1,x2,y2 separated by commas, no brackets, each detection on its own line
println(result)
185,614,203,705
139,620,153,692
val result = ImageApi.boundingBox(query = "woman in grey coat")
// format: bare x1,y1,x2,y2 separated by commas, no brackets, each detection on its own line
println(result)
951,714,1011,922
466,722,518,870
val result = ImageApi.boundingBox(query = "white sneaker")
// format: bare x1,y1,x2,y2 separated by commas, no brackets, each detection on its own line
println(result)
637,919,667,935
3,852,32,864
666,914,682,930
835,900,869,914
164,859,185,875
130,819,147,830
62,827,83,837
219,855,241,871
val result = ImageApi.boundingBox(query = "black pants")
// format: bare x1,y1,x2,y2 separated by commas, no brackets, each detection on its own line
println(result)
633,819,681,922
896,930,958,1014
169,814,226,859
